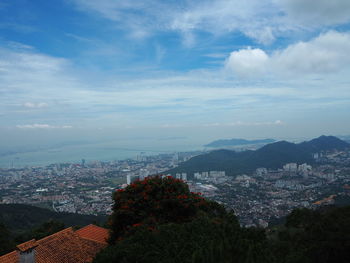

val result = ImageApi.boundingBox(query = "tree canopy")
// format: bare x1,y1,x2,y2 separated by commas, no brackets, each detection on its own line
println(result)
95,176,272,263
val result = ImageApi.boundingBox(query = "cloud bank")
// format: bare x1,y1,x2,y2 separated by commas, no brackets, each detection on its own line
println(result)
16,124,73,129
226,31,350,77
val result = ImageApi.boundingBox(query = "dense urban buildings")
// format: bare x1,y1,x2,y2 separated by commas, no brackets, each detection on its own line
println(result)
1,149,350,227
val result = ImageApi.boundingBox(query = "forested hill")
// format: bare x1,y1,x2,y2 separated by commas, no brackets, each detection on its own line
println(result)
170,135,350,176
0,204,106,235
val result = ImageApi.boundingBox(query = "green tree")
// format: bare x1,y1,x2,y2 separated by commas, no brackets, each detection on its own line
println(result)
271,206,350,263
31,220,65,240
0,222,15,256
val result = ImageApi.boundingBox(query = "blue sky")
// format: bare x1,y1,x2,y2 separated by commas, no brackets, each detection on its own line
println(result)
1,0,350,151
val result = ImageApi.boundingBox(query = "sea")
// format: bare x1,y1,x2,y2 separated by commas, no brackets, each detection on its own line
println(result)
0,138,204,168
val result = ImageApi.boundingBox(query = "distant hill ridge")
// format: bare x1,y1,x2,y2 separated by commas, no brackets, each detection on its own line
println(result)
0,204,106,235
204,138,275,147
170,135,350,176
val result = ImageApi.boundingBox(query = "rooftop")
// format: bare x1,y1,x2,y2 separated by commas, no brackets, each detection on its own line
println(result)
0,225,108,263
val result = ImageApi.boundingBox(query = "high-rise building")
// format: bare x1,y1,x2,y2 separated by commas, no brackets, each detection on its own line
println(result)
283,163,298,172
127,174,131,185
194,172,201,180
256,168,268,177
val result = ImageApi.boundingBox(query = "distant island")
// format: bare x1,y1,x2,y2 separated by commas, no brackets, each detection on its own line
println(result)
204,138,276,148
339,135,350,144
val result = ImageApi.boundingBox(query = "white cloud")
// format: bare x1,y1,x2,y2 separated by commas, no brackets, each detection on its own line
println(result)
275,120,283,125
244,27,275,45
69,0,350,45
23,102,49,109
0,45,81,104
1,38,350,133
170,0,279,45
226,31,350,77
202,120,284,127
225,48,269,78
272,31,350,75
0,49,67,74
226,120,284,127
16,124,73,129
0,46,75,109
160,120,284,128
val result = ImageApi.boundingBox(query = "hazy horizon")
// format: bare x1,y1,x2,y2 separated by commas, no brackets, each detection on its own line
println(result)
1,133,348,168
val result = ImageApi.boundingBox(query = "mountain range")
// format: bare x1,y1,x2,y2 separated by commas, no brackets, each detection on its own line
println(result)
169,135,350,176
204,138,276,148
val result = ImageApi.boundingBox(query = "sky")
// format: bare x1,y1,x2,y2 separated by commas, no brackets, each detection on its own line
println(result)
1,0,350,155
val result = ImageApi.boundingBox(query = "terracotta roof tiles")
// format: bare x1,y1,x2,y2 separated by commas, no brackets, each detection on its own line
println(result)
0,251,18,263
75,224,109,244
0,225,109,263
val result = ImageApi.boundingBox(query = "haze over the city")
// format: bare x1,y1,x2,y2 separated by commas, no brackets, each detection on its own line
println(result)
1,0,350,165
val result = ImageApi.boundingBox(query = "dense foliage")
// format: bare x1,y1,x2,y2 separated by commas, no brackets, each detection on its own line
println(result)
95,217,271,263
108,176,232,243
0,222,15,255
0,203,106,235
95,176,273,263
0,219,65,256
270,206,350,263
95,176,350,263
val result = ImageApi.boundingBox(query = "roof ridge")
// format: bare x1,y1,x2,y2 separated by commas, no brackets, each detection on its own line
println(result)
79,236,108,245
75,224,94,231
75,224,104,232
36,226,74,243
16,239,37,252
0,250,17,258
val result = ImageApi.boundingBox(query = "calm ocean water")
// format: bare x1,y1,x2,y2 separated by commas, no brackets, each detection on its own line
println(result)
0,139,204,168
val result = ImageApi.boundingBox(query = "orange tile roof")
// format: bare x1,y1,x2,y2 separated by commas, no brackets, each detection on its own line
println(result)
0,251,17,263
76,224,109,244
0,225,109,263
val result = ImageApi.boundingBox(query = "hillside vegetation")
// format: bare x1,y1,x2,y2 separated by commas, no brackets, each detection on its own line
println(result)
0,204,106,235
93,176,350,263
170,136,350,176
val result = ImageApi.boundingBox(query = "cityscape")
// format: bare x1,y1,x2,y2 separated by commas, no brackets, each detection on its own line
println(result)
1,146,349,227
1,0,350,262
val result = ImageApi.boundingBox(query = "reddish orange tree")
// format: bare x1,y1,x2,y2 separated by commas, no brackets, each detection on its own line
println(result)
109,176,227,243
96,177,274,263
